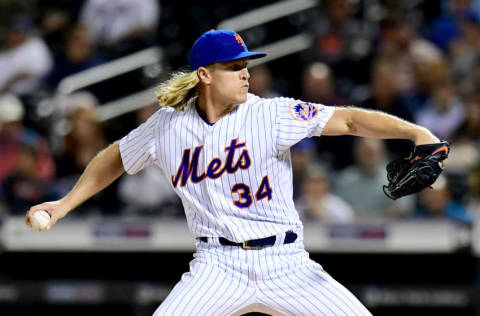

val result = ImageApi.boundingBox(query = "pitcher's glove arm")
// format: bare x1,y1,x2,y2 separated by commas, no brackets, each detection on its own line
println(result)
383,141,450,200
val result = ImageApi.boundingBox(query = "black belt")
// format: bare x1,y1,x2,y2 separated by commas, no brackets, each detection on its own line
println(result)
199,231,297,250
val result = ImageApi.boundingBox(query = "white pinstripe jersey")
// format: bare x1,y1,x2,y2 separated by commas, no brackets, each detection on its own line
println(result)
119,93,335,242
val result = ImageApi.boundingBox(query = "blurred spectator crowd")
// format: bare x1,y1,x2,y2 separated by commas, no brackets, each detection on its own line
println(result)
0,0,479,227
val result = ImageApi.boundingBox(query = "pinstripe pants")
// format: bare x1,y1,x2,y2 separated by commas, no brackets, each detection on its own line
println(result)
153,233,372,316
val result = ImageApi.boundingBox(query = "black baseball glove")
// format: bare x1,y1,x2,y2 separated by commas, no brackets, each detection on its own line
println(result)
383,141,450,200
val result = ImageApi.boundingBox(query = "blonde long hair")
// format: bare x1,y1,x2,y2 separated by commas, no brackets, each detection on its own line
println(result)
155,69,200,111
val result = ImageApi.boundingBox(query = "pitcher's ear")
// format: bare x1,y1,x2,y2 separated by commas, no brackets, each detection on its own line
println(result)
197,66,212,84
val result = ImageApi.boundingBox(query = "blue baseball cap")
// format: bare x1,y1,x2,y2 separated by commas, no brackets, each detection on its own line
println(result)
189,29,267,70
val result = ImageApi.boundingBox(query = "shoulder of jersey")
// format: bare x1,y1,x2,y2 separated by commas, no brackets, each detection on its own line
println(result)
245,93,285,106
156,105,177,114
146,105,182,128
246,93,296,108
153,104,191,120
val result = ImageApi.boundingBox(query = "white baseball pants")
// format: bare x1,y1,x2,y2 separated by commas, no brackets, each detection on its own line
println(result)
153,235,372,316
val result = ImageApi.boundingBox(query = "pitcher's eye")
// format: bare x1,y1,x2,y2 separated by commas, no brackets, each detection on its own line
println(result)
230,62,247,71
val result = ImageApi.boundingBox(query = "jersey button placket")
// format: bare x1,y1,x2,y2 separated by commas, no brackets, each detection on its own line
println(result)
204,131,215,196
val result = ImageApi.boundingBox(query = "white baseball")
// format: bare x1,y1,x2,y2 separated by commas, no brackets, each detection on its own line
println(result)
31,210,51,231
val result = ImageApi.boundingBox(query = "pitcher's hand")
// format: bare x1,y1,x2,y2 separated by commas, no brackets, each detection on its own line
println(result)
25,201,70,231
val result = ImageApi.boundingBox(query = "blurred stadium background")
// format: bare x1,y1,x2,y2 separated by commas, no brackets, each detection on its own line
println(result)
0,0,480,315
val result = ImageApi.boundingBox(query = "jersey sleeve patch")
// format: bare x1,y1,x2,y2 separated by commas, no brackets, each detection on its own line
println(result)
289,102,320,121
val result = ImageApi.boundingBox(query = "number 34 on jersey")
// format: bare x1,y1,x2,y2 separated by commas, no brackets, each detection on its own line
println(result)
171,138,273,208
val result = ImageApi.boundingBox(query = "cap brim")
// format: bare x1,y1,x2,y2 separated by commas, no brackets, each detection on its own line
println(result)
215,51,267,63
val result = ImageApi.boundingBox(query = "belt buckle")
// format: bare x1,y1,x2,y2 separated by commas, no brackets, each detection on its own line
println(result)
242,241,259,250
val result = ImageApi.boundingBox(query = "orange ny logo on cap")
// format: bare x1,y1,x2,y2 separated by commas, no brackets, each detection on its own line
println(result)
234,33,245,47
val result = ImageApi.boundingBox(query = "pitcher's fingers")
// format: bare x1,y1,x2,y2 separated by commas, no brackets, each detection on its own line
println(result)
29,203,51,213
25,208,38,226
24,211,31,226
